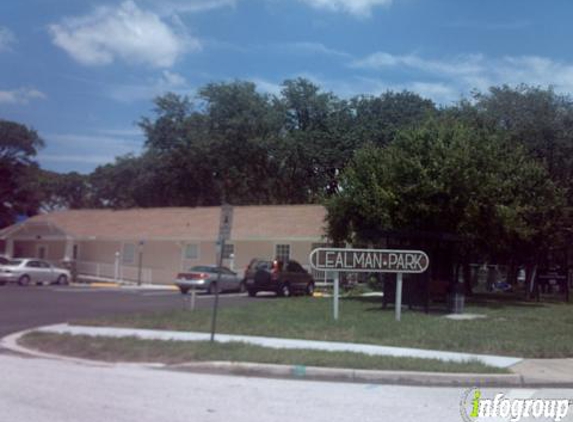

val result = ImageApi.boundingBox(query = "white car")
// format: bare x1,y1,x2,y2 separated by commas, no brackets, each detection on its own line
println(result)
0,258,71,286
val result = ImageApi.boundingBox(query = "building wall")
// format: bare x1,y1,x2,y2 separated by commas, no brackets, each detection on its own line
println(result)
140,240,183,284
8,237,322,285
229,239,319,274
78,240,122,264
231,240,273,273
13,240,65,261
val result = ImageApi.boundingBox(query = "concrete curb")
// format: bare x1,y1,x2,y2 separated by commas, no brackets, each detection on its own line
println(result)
70,282,178,291
4,325,572,388
0,327,167,369
35,323,522,368
171,361,525,387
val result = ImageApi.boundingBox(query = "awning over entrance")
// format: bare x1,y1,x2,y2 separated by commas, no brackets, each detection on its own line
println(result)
0,221,74,259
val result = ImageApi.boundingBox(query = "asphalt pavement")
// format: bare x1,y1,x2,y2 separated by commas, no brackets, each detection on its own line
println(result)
0,284,252,338
1,354,572,422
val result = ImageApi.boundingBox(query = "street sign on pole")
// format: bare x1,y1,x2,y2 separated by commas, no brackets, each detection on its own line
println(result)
309,248,429,321
218,204,233,242
210,204,233,342
309,248,429,273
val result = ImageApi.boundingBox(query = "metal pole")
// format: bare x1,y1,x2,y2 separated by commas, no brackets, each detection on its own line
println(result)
210,238,225,342
137,249,143,286
114,252,120,282
395,272,403,321
190,287,196,311
333,271,339,320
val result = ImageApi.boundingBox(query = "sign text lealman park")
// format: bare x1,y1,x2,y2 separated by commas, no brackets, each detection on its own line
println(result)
309,248,429,273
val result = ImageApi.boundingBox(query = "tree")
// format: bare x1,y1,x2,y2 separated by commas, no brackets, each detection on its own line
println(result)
348,91,436,148
470,85,573,204
276,78,356,197
0,119,44,227
39,171,91,211
326,117,564,272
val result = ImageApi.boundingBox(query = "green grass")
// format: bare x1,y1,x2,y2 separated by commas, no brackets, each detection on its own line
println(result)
75,293,573,358
19,331,506,373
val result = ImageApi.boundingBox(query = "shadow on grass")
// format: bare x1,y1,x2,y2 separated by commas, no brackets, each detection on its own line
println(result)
466,293,546,309
343,292,553,315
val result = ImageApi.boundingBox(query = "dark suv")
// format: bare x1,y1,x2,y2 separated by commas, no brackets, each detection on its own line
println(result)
244,258,315,297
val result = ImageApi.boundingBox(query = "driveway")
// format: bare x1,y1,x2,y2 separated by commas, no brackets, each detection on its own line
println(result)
0,284,251,338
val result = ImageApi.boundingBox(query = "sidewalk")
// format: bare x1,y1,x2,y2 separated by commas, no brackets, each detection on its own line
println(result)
37,323,520,368
70,281,178,290
4,323,573,387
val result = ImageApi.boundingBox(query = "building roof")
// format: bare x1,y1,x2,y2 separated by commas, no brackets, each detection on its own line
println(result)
1,205,327,241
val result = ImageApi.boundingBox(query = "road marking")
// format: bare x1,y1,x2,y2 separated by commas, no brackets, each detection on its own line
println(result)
50,288,125,293
139,291,181,297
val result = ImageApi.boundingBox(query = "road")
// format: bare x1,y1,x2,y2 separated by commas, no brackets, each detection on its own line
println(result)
1,285,572,421
1,354,572,422
0,284,252,338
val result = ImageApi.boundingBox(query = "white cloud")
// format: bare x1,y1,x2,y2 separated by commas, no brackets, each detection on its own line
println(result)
49,1,198,68
250,78,283,96
279,42,352,59
38,154,118,165
38,132,143,168
0,26,16,52
299,0,392,17
445,19,530,31
143,0,236,15
0,87,46,105
352,52,485,77
108,70,191,102
97,128,144,137
351,51,573,102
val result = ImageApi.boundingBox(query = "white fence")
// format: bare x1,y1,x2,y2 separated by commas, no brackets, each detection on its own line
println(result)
76,261,153,284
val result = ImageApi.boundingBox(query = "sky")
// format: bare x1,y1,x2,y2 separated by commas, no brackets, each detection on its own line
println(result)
2,0,573,174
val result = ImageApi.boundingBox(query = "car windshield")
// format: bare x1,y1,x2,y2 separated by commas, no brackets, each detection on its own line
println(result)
189,266,215,273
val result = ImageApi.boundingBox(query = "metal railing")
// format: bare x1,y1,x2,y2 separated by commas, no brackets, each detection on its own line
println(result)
76,260,153,284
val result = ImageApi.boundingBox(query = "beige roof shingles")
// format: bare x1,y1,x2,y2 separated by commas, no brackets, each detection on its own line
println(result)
17,205,327,241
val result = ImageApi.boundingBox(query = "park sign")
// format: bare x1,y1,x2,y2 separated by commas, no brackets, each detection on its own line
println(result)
309,248,429,274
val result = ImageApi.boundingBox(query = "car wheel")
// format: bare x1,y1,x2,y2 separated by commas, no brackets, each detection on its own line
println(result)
278,283,291,298
18,275,31,286
247,288,257,297
208,282,218,295
306,282,315,296
179,286,190,295
57,275,68,285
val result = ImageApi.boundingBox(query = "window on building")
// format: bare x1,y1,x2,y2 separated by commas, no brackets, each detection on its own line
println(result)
73,244,79,260
222,244,234,259
122,243,136,264
37,245,47,259
275,244,290,262
184,244,199,260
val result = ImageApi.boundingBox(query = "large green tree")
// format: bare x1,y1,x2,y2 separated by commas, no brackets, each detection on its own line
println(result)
326,117,564,265
464,85,573,204
0,119,44,227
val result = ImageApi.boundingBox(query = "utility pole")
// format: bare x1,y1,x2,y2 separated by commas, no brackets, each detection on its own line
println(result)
210,204,233,342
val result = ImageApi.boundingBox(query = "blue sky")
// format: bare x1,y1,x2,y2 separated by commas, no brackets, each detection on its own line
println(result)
1,0,573,174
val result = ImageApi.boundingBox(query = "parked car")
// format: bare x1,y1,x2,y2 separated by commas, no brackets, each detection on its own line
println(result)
175,265,245,295
245,259,315,297
243,258,272,282
0,256,9,266
0,258,71,286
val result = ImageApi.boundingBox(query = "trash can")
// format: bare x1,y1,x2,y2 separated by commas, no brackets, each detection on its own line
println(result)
448,283,465,314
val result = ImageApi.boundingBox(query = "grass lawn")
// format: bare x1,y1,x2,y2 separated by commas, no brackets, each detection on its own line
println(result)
19,331,507,373
76,293,573,358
